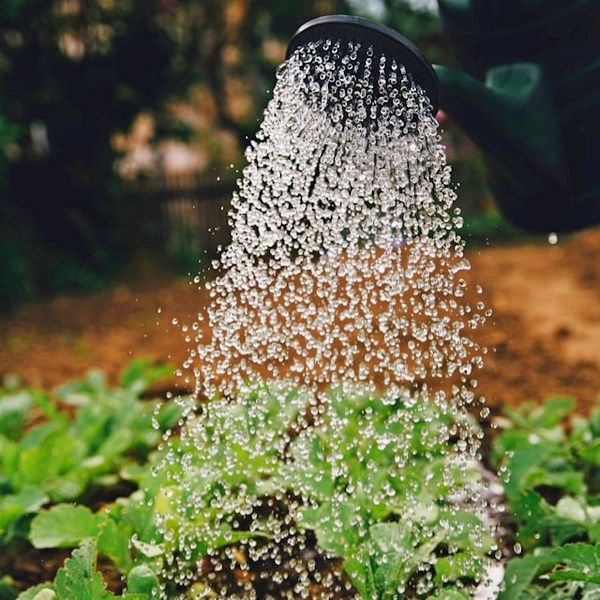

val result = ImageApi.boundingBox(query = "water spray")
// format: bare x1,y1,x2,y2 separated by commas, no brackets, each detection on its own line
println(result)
287,15,440,115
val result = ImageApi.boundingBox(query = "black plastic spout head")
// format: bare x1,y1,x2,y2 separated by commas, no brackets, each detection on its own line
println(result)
287,11,599,233
287,15,440,115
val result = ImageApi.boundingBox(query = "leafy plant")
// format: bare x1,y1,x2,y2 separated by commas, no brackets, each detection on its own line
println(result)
20,383,492,598
15,539,149,600
14,366,600,599
148,384,496,598
494,396,600,599
0,358,182,545
282,387,495,598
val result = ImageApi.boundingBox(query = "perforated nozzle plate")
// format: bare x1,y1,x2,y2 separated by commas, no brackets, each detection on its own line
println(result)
287,15,440,114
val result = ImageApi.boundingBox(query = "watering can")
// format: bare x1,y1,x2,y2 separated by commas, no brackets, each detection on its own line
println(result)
287,1,600,233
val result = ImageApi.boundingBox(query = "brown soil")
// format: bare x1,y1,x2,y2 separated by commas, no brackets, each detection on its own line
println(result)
1,227,599,413
469,227,600,413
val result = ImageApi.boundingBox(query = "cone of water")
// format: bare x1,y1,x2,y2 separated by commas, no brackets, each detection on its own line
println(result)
153,19,500,599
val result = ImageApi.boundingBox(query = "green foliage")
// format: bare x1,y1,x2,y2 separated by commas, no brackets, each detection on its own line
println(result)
30,505,99,549
0,387,34,439
149,384,494,598
14,540,147,600
499,544,600,600
0,0,194,308
494,395,600,598
1,372,499,598
0,358,182,544
10,364,600,599
26,499,156,583
281,388,493,597
54,541,113,600
493,397,600,548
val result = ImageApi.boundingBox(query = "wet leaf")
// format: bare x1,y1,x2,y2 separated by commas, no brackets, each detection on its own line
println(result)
54,541,115,599
498,548,556,600
97,514,133,572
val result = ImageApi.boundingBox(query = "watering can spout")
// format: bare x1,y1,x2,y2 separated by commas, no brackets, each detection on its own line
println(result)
434,63,569,227
288,4,600,233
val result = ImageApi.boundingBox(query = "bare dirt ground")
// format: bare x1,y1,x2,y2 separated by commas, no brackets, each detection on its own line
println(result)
471,227,600,413
1,227,599,413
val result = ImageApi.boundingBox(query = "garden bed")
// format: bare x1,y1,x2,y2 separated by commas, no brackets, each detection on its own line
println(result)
1,229,599,598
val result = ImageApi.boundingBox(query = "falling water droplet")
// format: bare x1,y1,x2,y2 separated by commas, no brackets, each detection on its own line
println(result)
513,542,522,555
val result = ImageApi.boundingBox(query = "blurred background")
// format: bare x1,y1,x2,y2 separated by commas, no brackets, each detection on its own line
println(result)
0,0,496,313
1,0,598,411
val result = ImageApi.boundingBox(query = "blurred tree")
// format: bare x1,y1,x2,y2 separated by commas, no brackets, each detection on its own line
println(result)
164,0,353,145
347,0,446,60
0,0,184,308
0,0,356,310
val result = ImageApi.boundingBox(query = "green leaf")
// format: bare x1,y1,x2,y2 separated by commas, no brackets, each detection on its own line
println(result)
504,442,554,499
589,407,600,438
119,358,173,395
0,486,49,533
370,522,413,554
537,397,576,429
522,467,585,497
549,543,600,584
498,548,557,600
17,428,87,498
502,398,575,432
71,409,112,454
30,505,99,548
575,439,600,468
119,463,149,484
589,521,600,544
55,370,107,406
85,370,108,394
153,400,185,431
369,521,434,595
555,497,587,523
582,584,600,599
31,592,57,600
0,576,18,600
433,552,481,586
125,564,159,596
113,495,158,543
512,491,588,548
97,514,133,572
426,590,470,599
130,538,164,558
0,434,20,479
55,541,115,600
30,391,59,421
0,391,33,438
95,428,135,462
15,584,57,600
55,389,93,407
343,553,376,599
